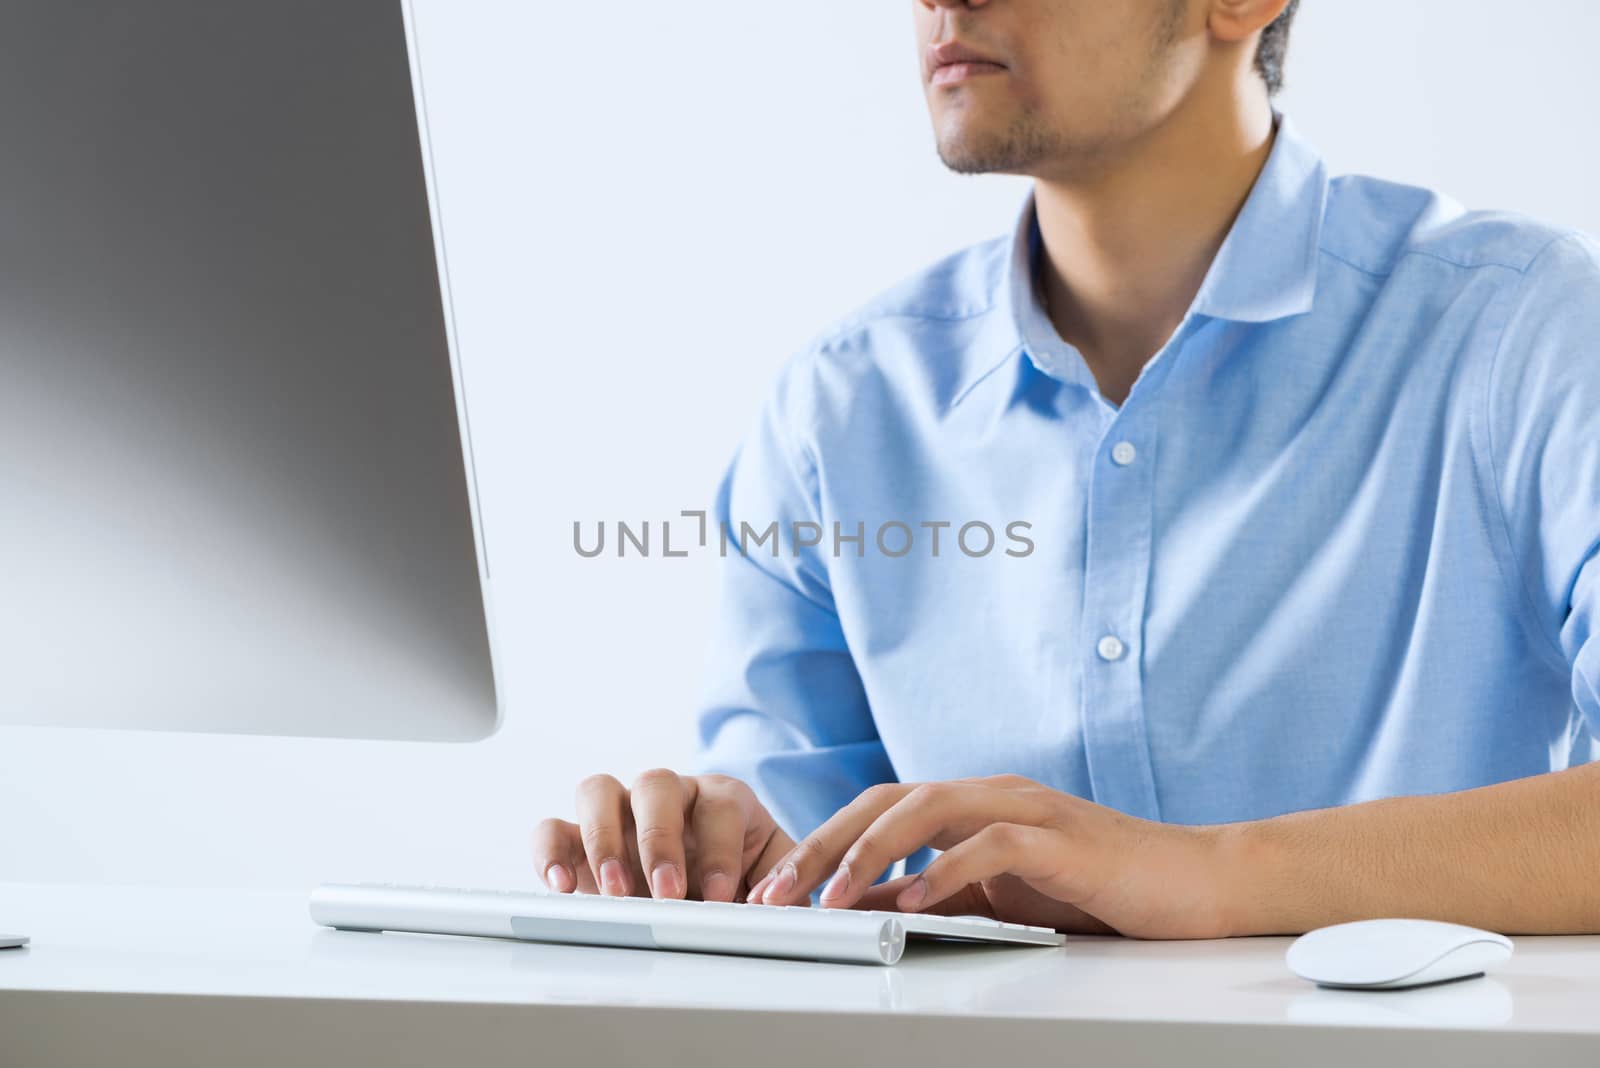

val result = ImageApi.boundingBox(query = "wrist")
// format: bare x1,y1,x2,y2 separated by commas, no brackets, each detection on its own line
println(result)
1206,818,1278,938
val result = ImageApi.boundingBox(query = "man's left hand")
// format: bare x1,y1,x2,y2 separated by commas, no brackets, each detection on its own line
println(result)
749,776,1238,938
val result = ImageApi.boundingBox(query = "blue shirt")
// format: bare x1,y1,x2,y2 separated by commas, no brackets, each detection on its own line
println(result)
694,116,1600,848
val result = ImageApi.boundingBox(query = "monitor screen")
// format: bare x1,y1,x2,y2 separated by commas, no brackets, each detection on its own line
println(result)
0,0,499,740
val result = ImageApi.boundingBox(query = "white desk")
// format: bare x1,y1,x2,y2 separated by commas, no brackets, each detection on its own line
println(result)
3,882,1598,1066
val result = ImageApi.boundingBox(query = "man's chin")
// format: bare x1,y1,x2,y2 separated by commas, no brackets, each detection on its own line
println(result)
933,116,1049,177
938,150,1003,176
936,137,1031,176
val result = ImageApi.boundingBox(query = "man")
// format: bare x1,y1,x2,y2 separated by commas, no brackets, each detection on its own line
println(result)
534,0,1600,937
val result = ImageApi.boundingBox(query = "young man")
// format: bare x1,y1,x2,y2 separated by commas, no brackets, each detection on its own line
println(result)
533,0,1600,937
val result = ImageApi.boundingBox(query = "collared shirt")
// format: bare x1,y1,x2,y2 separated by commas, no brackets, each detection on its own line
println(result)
694,116,1600,848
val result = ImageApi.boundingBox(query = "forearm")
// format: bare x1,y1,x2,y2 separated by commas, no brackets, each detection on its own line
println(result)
1217,761,1600,936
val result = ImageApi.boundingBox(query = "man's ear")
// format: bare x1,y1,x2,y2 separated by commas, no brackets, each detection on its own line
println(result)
1207,0,1292,44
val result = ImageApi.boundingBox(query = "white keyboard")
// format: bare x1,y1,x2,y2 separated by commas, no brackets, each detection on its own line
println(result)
310,883,1065,966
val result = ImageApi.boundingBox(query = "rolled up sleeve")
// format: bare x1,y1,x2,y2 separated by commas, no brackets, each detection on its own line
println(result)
692,352,895,842
1488,233,1600,742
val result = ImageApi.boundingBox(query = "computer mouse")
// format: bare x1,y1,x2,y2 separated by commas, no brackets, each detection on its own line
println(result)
1286,918,1513,989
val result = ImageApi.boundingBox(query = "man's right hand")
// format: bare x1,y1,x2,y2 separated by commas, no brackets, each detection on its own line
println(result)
532,770,794,902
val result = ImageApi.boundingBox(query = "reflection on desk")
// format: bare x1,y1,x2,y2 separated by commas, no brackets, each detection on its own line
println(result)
1287,979,1515,1029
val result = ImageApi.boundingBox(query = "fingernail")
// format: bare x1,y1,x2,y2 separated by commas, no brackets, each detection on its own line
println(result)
651,863,683,899
764,862,798,904
600,858,627,896
703,870,734,902
545,863,574,894
820,864,851,903
897,877,928,911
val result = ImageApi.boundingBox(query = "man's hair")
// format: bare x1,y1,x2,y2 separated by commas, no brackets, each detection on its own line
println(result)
1254,0,1300,96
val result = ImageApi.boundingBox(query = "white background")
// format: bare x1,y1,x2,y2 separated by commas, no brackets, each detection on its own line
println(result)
4,0,1598,890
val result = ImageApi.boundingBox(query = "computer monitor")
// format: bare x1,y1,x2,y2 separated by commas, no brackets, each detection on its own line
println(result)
0,0,500,741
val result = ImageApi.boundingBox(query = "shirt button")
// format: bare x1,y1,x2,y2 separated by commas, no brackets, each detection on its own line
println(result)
1096,635,1126,662
1111,441,1137,466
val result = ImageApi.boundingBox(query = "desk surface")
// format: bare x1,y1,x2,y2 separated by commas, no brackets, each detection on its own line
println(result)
4,882,1600,1066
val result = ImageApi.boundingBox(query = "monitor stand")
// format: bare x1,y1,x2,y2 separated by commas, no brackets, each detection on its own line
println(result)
0,934,28,949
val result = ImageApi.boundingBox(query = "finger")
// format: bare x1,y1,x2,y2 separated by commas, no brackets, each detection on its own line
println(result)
820,783,1049,909
629,768,689,899
531,818,585,893
895,822,1055,913
742,826,796,903
575,773,636,896
572,863,599,894
759,783,915,906
830,784,1056,907
853,875,993,917
745,872,774,904
686,777,747,902
851,872,918,907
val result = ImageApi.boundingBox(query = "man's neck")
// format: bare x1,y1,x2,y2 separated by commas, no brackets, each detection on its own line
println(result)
1032,84,1276,406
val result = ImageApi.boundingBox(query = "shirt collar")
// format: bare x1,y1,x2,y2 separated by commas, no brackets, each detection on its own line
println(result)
990,113,1329,393
1190,114,1328,322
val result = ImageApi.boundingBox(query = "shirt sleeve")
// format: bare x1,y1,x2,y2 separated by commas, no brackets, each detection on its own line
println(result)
1486,232,1600,740
690,352,896,844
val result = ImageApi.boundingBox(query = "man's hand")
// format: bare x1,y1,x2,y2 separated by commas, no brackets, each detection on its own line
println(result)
532,771,795,903
749,775,1235,938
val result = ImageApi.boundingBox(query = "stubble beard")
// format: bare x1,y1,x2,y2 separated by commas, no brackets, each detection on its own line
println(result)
934,104,1061,176
934,2,1187,178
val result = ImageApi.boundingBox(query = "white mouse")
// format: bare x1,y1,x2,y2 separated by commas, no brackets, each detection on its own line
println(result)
1286,919,1513,989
